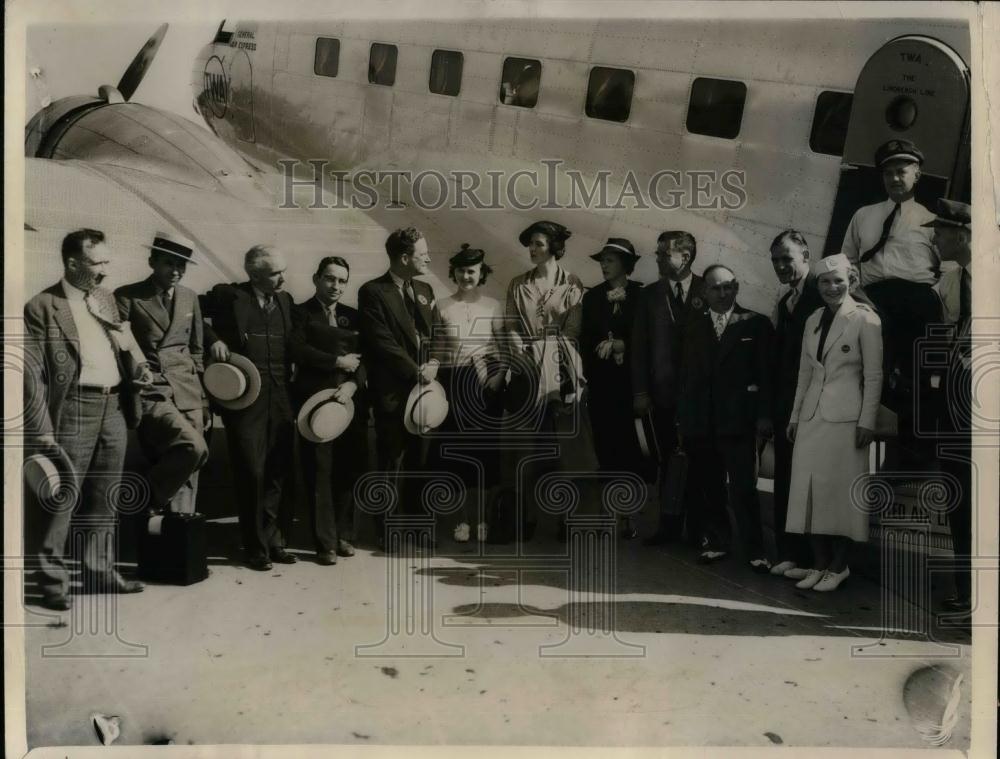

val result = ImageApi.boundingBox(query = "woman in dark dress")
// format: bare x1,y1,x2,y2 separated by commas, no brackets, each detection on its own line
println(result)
580,238,645,536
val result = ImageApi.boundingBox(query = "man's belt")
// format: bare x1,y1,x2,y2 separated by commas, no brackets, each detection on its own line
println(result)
76,383,122,395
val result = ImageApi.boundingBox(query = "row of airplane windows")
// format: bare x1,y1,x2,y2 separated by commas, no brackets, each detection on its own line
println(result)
309,36,854,157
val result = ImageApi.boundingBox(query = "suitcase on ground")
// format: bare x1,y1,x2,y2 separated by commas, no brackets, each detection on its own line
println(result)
137,512,209,585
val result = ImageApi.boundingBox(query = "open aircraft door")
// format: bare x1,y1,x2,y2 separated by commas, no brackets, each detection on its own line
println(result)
823,36,970,254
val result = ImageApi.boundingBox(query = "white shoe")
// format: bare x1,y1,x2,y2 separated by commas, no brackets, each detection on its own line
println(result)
784,566,810,580
453,522,470,542
476,522,488,542
813,567,850,592
771,560,796,576
795,569,824,589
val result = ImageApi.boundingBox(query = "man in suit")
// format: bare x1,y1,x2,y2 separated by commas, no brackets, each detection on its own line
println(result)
767,230,823,577
115,231,209,515
358,227,441,549
925,199,973,614
201,245,297,571
632,230,706,545
23,228,146,610
290,256,368,565
678,264,774,570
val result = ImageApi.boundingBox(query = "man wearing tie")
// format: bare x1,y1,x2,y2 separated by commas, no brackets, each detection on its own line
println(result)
23,229,146,610
358,228,441,549
201,245,297,571
632,230,706,545
841,139,940,462
925,199,973,614
115,232,209,515
290,256,368,564
678,264,774,570
767,230,824,578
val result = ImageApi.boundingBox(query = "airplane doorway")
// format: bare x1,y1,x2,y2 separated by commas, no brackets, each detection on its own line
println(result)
822,36,970,254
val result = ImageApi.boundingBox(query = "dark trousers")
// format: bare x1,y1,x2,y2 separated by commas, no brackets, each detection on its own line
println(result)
650,405,688,536
300,418,366,553
940,449,972,599
222,383,294,558
771,421,811,565
686,433,763,557
37,390,127,596
138,403,207,513
372,402,428,536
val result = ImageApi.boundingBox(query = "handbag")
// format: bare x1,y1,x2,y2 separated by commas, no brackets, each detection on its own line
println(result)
137,512,209,585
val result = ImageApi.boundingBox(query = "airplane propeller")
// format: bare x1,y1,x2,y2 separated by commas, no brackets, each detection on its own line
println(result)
101,23,168,103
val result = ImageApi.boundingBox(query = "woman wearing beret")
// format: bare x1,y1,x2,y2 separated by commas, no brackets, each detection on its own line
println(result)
429,245,505,543
785,254,883,592
580,238,645,536
502,220,586,540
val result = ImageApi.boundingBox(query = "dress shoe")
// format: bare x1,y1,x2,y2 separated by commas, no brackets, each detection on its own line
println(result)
749,557,773,573
270,547,297,564
246,554,273,571
453,522,471,543
941,595,971,613
85,572,145,594
698,549,727,564
784,566,810,580
40,592,73,611
794,569,824,589
476,522,489,542
813,567,850,592
336,540,356,557
316,551,338,566
620,521,638,540
770,560,797,576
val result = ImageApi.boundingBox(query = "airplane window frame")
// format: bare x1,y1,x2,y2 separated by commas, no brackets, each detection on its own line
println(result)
368,42,398,87
809,90,854,156
685,76,747,140
429,49,464,97
585,66,635,123
314,37,341,79
499,56,542,109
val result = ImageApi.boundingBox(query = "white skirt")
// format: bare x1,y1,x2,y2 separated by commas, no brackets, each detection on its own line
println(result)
785,415,870,542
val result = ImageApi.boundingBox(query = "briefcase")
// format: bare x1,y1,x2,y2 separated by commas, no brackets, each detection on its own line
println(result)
137,512,209,585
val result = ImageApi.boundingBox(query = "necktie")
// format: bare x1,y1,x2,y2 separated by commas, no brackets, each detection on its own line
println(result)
859,202,901,262
326,304,337,326
403,280,417,323
263,293,275,313
674,282,684,304
160,287,174,317
84,290,122,355
786,285,799,314
713,311,727,339
816,307,834,360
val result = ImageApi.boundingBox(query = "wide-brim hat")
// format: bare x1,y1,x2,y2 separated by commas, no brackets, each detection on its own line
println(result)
145,229,197,264
921,198,971,229
297,389,356,443
203,354,261,410
518,220,572,248
403,380,449,435
23,445,77,503
590,237,639,265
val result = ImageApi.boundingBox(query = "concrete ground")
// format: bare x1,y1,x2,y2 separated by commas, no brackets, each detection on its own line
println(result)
21,516,972,751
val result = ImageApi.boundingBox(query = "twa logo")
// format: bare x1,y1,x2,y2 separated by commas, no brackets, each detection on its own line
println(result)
202,55,229,118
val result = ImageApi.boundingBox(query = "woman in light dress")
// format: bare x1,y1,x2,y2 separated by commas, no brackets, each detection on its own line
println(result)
785,254,883,592
429,245,505,542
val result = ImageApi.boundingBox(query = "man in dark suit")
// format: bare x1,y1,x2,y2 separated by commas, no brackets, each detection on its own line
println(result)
678,264,774,569
200,245,297,571
290,256,368,565
115,231,209,515
632,230,707,545
358,227,441,548
767,230,823,577
23,228,146,610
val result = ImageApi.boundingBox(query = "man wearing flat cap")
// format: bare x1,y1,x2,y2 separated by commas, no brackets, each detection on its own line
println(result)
924,198,973,614
115,231,209,516
200,245,298,571
841,139,941,462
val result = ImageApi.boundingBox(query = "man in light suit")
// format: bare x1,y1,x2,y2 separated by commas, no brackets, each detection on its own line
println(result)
115,232,209,514
290,256,368,564
358,227,441,549
201,245,297,571
24,228,146,610
767,230,823,577
678,264,774,570
632,230,707,545
925,199,973,614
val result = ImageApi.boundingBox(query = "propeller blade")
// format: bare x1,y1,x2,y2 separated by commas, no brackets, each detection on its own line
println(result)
116,23,168,101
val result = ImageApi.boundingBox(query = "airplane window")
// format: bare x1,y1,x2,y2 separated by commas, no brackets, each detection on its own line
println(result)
810,91,853,156
369,43,398,86
430,50,463,96
314,38,341,78
499,57,542,108
213,20,235,44
686,77,746,139
586,66,635,122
